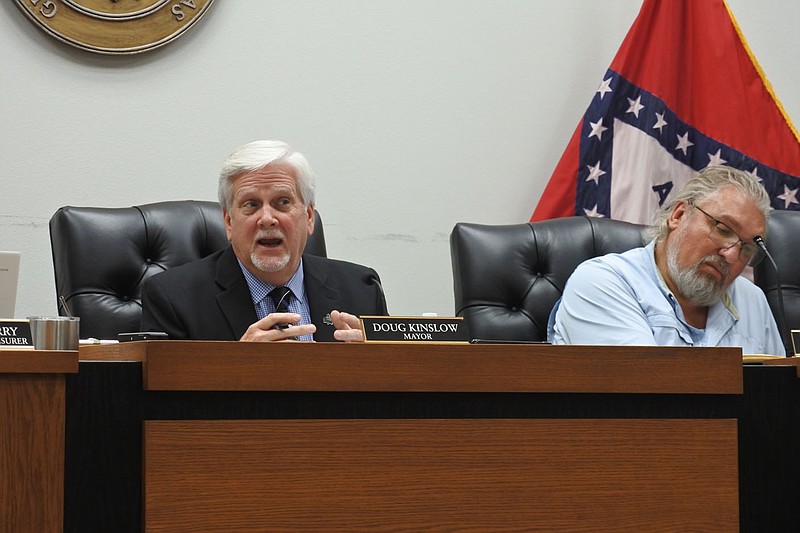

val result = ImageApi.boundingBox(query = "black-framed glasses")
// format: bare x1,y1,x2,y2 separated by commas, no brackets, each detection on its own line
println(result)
690,202,765,267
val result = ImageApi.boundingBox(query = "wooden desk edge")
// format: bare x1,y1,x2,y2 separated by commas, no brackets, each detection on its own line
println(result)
118,341,743,395
762,355,800,377
80,342,146,361
0,350,78,373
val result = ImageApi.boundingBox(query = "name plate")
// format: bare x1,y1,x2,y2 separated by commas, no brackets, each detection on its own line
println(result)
360,316,469,343
0,319,34,350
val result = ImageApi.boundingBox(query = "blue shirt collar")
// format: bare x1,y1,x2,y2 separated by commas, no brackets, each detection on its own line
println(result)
237,258,307,309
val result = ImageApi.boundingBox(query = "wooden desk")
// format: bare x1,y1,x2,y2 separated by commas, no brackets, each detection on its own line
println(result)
0,350,78,533
68,342,744,532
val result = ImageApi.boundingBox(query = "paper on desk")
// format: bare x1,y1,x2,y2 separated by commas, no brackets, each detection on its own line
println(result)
79,338,119,345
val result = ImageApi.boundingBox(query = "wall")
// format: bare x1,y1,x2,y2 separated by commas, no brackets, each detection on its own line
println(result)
1,0,798,324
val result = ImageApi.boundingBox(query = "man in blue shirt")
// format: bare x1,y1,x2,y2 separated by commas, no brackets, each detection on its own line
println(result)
547,166,785,356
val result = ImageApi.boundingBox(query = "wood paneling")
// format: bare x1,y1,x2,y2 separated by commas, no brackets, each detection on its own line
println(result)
1,351,76,532
66,343,746,532
144,418,739,532
135,341,743,394
0,350,77,373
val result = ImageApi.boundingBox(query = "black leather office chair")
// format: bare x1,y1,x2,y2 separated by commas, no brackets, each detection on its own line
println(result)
450,216,647,342
49,200,327,339
754,210,800,354
452,213,800,353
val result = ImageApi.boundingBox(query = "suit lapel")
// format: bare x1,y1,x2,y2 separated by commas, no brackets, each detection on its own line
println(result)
215,247,258,339
303,255,340,342
211,251,341,341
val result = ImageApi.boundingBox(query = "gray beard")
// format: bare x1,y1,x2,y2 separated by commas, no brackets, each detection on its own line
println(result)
250,230,291,273
251,251,290,273
665,244,727,307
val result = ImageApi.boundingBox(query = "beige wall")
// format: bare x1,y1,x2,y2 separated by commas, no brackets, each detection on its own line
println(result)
1,0,798,321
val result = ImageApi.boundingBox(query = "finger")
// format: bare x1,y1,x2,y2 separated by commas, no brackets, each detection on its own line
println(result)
253,312,302,330
329,310,344,327
272,323,317,341
331,310,362,330
241,323,316,342
333,328,364,342
240,314,311,341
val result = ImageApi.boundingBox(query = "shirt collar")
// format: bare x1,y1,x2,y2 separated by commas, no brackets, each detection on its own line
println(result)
237,258,307,307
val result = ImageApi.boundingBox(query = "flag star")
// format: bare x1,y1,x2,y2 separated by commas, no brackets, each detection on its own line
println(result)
585,161,606,183
588,118,608,140
746,167,762,181
596,77,613,100
706,149,727,167
777,185,799,209
583,205,604,218
626,96,644,118
675,132,694,155
653,112,668,133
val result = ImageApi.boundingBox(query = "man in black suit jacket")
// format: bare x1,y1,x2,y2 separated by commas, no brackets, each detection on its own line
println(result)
140,140,387,342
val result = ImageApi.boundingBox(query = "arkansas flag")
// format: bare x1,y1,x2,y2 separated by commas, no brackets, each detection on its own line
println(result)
532,0,800,223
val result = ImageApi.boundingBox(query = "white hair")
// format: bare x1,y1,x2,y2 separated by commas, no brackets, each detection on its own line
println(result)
218,140,316,210
647,165,771,242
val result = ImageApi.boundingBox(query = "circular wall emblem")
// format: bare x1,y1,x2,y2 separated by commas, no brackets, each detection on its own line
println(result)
15,0,215,55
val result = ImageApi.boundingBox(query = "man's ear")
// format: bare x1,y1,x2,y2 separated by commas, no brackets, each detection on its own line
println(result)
306,204,315,236
668,200,690,230
223,209,233,241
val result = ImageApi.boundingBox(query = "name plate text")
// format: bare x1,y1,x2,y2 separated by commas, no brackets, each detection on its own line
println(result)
360,316,469,343
0,319,34,350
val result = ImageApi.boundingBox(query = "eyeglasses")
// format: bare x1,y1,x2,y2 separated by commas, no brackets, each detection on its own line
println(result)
690,203,765,267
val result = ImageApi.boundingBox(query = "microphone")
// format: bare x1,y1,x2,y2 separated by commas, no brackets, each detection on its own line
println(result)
754,235,789,354
361,272,388,314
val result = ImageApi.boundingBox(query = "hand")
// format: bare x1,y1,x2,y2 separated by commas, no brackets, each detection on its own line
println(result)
239,312,317,342
331,310,364,342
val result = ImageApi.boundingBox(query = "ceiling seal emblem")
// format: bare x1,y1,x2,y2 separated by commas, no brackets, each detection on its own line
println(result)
15,0,215,55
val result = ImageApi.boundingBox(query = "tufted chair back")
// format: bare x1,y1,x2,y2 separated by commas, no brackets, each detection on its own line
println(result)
450,216,647,341
49,200,327,339
753,210,800,355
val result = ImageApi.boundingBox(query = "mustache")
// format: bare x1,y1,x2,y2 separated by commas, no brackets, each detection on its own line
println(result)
695,255,730,278
255,230,284,240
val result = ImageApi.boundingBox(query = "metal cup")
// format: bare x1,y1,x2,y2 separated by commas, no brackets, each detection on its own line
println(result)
27,316,80,350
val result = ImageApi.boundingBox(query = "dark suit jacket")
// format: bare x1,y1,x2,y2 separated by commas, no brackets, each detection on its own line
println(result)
140,246,387,341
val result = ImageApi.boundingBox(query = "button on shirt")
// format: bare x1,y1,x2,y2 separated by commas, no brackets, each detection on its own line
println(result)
547,240,785,356
238,259,315,341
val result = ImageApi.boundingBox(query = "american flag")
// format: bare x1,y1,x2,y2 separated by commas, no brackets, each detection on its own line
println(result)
532,0,800,223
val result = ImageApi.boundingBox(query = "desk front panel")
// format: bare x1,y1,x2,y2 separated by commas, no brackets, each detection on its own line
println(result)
66,352,748,533
2,351,76,533
144,418,738,532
